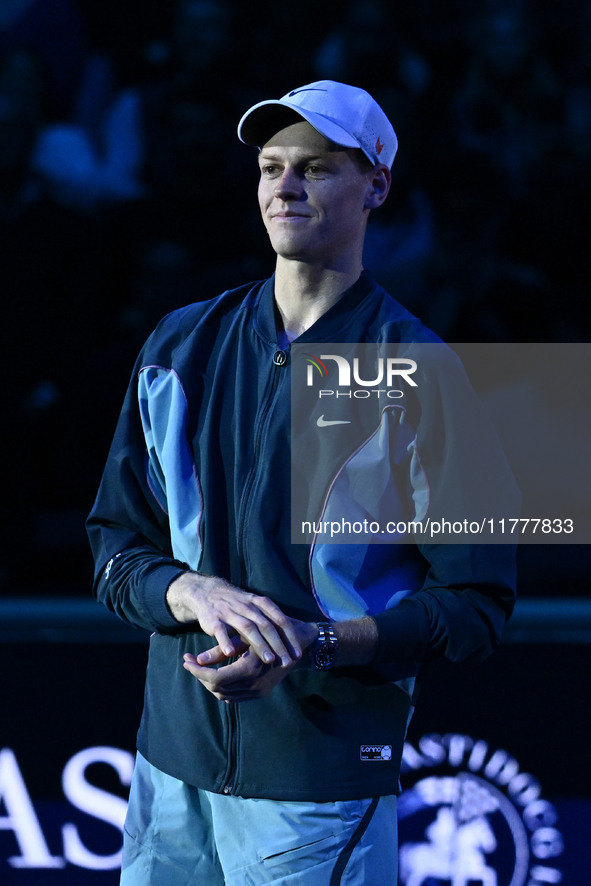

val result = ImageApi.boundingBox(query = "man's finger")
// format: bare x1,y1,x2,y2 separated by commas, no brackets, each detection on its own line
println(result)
213,592,300,664
196,637,248,665
228,615,290,666
245,597,305,661
183,652,267,688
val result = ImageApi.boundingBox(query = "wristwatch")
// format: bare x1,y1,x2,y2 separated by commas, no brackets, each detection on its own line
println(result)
310,622,339,669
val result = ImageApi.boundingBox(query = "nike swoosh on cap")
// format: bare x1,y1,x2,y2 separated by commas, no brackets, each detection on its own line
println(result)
317,415,351,427
288,87,328,97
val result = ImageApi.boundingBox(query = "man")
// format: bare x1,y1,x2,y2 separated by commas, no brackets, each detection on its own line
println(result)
87,81,516,885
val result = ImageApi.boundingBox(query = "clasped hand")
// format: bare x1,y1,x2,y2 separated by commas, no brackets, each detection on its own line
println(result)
166,572,316,703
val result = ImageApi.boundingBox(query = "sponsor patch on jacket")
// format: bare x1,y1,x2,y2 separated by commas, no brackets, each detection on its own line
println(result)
360,745,392,761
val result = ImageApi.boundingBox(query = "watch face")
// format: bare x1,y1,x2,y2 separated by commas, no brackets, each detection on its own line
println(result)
315,642,337,669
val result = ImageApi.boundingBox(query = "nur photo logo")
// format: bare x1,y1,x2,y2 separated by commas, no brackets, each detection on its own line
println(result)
304,351,418,395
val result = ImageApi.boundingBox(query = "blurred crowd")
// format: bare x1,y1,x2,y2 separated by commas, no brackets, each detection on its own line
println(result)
1,0,589,594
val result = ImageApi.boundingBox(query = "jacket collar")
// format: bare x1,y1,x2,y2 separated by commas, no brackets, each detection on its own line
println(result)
254,271,377,345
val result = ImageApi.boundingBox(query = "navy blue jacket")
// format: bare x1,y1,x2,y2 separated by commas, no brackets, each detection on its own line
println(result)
87,273,517,801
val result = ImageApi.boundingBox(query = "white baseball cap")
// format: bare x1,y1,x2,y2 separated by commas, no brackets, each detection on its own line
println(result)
237,80,398,168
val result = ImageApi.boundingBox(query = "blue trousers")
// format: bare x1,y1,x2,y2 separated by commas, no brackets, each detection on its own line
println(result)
121,752,398,885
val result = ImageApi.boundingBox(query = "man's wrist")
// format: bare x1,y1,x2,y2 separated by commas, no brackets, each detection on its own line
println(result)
166,571,203,624
307,616,379,669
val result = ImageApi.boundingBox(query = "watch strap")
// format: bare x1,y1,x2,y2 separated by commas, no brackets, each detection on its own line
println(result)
311,622,338,670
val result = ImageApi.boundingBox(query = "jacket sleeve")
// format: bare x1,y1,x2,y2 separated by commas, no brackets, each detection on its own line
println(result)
371,543,516,666
86,351,188,633
372,342,519,667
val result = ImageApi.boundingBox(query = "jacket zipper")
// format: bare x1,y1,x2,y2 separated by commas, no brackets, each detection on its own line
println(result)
223,347,288,794
236,349,288,584
222,702,239,794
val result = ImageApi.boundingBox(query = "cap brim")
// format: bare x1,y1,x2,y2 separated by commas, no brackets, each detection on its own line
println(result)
238,99,362,152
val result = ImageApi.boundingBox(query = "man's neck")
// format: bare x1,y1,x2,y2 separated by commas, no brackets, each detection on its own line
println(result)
273,258,363,343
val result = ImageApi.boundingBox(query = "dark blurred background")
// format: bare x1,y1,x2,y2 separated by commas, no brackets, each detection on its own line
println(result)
0,1,589,882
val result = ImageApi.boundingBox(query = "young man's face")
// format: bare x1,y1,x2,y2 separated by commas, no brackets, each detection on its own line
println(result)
257,121,381,269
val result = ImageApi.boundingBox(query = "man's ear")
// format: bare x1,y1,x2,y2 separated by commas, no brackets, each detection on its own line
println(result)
364,164,391,210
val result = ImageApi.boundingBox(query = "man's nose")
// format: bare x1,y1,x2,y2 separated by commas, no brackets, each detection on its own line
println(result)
274,168,304,200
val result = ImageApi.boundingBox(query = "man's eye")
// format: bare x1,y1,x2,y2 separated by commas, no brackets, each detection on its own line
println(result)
306,165,325,176
261,165,279,176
